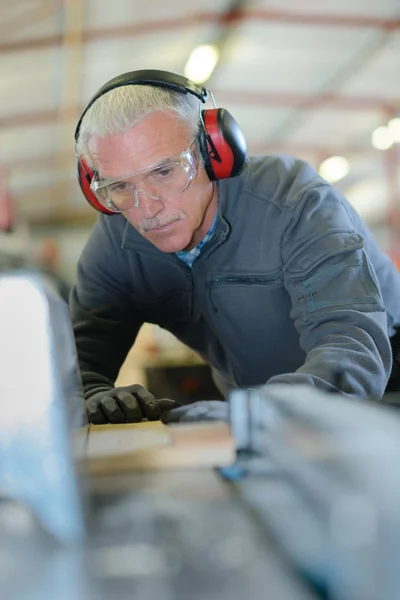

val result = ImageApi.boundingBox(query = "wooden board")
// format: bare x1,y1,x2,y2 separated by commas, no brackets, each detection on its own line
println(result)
85,420,235,474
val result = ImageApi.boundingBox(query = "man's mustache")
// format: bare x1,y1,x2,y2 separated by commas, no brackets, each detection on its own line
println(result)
139,215,183,233
139,217,181,233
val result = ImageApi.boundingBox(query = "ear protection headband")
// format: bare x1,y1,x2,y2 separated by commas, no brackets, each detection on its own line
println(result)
74,69,247,215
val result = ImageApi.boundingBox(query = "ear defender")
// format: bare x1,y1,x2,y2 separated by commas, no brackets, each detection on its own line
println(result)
199,108,247,181
77,157,114,215
75,70,247,214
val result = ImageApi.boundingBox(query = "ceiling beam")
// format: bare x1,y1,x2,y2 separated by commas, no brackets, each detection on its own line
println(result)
212,90,399,112
241,9,400,30
1,10,400,55
29,210,97,228
0,107,76,129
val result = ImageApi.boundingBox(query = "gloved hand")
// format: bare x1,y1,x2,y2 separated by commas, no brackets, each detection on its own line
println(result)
161,400,229,424
85,384,180,425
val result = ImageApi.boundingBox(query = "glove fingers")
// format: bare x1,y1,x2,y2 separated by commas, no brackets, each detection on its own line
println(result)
129,384,160,421
100,397,127,424
86,402,108,425
116,392,142,423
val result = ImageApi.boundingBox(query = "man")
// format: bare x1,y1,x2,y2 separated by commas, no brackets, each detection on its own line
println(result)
71,70,400,425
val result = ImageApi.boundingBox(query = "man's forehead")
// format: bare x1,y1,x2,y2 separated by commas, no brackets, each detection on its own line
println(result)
93,142,188,180
91,115,192,177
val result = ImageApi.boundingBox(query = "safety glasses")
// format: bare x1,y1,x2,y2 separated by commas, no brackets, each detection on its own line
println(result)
90,139,198,213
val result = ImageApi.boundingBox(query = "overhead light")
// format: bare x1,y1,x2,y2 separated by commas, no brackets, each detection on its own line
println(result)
184,44,219,84
371,126,393,150
318,156,349,183
388,117,400,143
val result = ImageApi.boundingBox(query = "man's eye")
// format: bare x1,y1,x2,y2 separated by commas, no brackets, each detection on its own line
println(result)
109,182,128,193
154,166,175,178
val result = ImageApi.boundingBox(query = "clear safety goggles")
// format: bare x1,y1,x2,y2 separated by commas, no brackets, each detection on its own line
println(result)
90,139,198,213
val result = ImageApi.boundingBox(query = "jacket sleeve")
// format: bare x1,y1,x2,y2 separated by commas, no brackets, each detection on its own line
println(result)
267,183,392,398
69,217,142,394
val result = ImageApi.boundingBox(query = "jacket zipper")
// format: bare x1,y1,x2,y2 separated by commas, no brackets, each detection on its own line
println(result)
210,273,282,286
208,272,283,312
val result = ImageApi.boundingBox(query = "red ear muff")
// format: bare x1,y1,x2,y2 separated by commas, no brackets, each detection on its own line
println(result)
77,157,114,215
199,108,247,181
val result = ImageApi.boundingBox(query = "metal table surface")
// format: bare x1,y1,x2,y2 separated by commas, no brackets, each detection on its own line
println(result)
1,469,319,600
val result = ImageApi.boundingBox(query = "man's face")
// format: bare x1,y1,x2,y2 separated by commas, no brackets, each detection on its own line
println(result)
89,111,215,253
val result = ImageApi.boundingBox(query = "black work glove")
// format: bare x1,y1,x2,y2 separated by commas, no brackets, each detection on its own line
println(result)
85,383,180,425
161,400,229,424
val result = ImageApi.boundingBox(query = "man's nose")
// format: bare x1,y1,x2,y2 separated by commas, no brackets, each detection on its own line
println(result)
134,188,163,216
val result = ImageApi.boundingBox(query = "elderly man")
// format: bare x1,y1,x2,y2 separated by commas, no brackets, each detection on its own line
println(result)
71,69,400,425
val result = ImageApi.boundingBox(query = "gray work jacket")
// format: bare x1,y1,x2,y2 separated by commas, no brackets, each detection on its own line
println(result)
71,155,400,399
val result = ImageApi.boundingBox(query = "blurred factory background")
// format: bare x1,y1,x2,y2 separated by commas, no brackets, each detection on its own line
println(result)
1,0,399,392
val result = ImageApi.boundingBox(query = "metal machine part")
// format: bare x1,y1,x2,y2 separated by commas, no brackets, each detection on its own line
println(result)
0,271,317,600
0,471,318,600
4,270,400,599
227,385,400,600
0,271,88,545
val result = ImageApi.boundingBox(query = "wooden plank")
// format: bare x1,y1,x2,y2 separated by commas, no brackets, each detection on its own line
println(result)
85,421,235,474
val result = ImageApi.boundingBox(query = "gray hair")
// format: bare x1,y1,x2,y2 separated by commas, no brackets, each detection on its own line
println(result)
76,84,202,168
